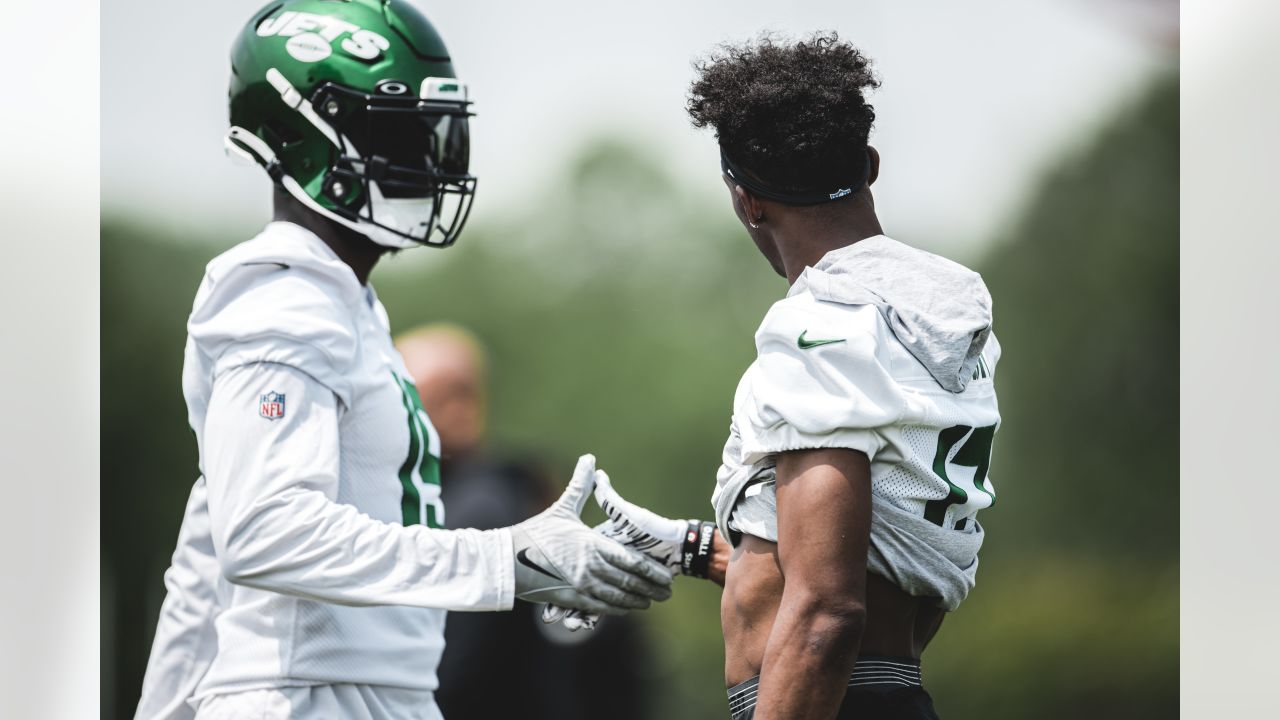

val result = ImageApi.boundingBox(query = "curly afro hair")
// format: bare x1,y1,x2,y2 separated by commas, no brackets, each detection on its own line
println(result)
688,32,880,198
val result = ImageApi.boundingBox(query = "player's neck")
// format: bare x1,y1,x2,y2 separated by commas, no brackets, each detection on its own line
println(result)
272,188,387,286
775,209,884,286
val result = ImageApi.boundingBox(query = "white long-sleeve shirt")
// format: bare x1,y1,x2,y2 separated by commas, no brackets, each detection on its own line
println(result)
144,221,513,708
134,478,222,720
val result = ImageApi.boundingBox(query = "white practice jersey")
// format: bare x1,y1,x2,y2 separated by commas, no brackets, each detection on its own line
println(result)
712,237,1001,609
135,478,222,720
155,221,512,705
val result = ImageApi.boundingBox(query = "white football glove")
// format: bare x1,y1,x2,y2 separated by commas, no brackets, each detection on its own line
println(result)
594,469,688,571
510,455,673,616
542,469,715,631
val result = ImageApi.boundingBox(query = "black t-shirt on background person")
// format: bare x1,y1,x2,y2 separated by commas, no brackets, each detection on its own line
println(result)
435,456,651,720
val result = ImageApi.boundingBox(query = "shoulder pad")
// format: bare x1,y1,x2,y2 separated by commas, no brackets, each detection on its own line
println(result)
737,294,904,464
188,226,362,404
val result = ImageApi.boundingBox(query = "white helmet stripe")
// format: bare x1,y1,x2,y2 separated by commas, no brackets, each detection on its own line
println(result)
265,67,345,150
225,126,423,250
224,126,377,239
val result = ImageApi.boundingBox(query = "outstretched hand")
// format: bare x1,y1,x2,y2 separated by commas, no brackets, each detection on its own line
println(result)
542,469,699,631
510,455,673,616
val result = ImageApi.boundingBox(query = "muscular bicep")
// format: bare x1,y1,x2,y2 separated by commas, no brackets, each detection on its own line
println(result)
774,448,872,602
750,450,872,717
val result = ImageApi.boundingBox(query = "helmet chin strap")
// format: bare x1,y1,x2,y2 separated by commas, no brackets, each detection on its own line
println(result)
365,177,436,246
225,126,417,249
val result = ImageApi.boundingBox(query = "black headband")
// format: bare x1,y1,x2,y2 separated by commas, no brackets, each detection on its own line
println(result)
720,149,870,206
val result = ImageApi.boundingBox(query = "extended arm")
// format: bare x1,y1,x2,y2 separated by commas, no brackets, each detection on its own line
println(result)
753,448,871,720
204,362,670,613
551,527,728,631
544,471,730,630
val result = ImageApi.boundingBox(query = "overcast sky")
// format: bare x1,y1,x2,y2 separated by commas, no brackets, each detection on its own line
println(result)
102,0,1173,255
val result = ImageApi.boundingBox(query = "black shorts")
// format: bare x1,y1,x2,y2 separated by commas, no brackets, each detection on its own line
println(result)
727,656,939,720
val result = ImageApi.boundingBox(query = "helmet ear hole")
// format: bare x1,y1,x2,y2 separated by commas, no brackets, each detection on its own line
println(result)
262,120,303,149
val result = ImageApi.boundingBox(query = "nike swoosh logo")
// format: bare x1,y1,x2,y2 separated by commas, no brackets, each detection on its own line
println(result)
240,261,291,270
516,549,564,581
797,330,846,350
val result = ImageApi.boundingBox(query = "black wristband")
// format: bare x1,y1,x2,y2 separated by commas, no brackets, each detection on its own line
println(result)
680,520,717,579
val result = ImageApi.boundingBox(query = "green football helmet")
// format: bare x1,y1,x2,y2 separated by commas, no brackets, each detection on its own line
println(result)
226,0,475,248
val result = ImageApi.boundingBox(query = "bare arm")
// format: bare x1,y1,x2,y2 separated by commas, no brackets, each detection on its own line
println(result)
753,448,871,720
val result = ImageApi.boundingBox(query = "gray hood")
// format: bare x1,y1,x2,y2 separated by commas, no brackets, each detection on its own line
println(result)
790,235,992,393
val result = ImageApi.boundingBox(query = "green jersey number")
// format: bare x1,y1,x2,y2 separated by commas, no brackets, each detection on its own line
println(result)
924,424,997,526
394,374,444,529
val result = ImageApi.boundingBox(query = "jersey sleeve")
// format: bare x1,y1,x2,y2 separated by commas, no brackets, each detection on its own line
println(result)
187,262,360,407
736,299,907,466
203,361,514,612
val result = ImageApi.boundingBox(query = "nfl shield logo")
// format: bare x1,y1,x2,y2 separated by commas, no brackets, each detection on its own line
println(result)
260,392,286,420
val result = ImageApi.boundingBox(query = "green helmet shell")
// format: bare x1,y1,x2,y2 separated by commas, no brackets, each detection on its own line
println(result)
228,0,475,248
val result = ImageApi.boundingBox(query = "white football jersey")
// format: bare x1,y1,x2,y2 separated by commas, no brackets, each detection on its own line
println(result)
158,221,512,705
712,237,1001,609
135,478,222,720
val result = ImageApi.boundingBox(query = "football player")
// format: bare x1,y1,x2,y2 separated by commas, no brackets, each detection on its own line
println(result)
553,33,1001,720
133,2,673,719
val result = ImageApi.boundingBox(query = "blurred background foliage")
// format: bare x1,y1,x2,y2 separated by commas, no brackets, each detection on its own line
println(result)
103,73,1176,719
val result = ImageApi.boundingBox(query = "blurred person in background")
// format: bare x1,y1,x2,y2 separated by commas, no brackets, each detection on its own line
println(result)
398,323,655,720
133,2,673,719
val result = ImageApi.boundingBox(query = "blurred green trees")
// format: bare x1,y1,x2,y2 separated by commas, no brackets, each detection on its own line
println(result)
102,75,1176,719
924,71,1178,718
